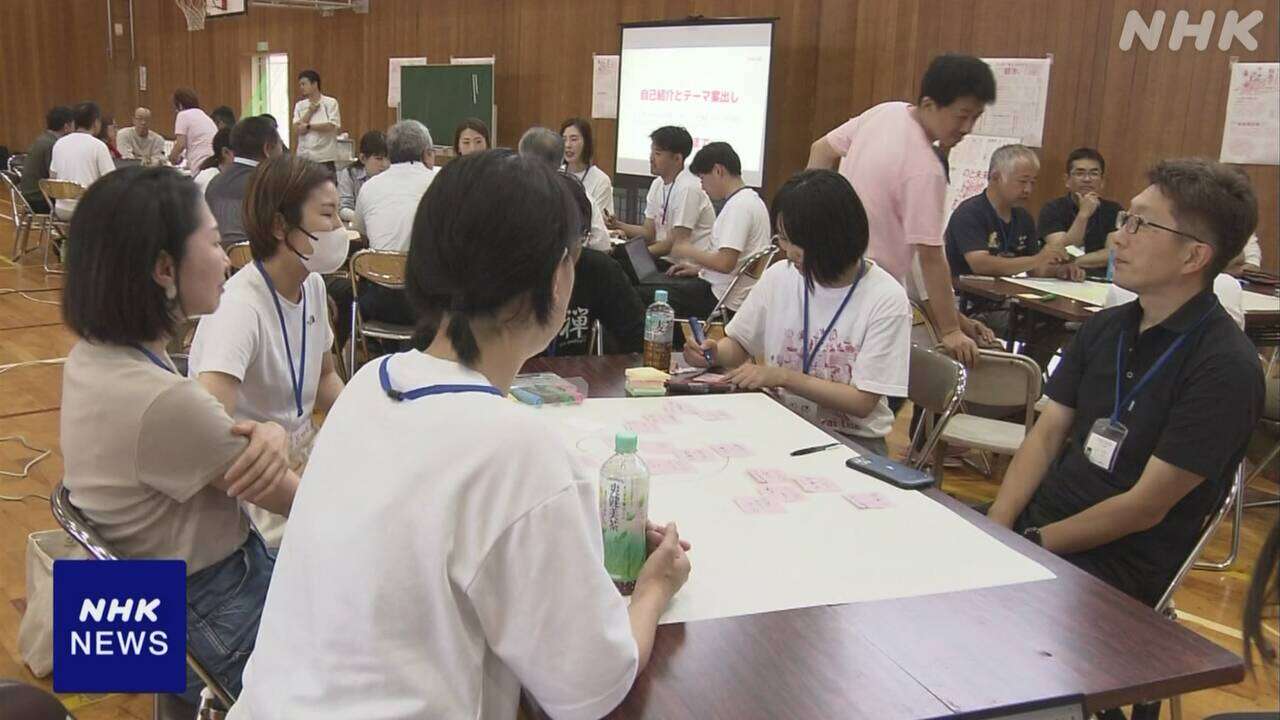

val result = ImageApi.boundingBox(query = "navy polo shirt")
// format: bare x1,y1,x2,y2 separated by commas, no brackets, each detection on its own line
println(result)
944,192,1039,276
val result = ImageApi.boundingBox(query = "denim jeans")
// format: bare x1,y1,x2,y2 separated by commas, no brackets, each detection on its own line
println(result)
181,531,275,704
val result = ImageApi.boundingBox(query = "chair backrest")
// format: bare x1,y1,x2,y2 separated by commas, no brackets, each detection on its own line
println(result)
39,178,84,201
1,171,38,216
962,350,1043,428
350,249,407,289
7,153,26,176
910,299,941,347
907,344,968,468
227,241,253,271
1154,463,1244,614
707,244,778,322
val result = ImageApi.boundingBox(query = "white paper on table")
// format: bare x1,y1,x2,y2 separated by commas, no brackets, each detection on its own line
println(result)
592,54,620,119
1243,289,1280,313
388,57,428,108
1220,62,1280,166
1003,277,1112,306
941,133,1020,229
545,394,1054,625
974,58,1052,147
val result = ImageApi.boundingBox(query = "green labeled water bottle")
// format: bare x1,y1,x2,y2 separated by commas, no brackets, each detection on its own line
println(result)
599,431,649,594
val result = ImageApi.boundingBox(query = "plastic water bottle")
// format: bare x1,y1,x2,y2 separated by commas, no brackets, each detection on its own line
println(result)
600,431,649,595
643,289,674,371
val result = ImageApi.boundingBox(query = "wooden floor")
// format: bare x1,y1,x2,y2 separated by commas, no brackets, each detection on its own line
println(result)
0,207,1276,719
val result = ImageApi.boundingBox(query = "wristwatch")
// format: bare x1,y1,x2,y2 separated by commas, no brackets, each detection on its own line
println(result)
1022,526,1043,546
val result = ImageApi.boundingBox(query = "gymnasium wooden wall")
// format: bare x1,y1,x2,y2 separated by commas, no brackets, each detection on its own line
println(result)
1,0,1276,271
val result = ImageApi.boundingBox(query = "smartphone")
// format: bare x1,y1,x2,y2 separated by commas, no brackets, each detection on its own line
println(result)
846,454,935,490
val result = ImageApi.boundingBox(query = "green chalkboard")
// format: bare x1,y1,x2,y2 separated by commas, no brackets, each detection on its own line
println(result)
399,64,495,147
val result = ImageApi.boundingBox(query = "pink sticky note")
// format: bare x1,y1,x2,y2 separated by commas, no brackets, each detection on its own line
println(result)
733,496,786,514
747,468,790,484
844,492,892,509
697,409,733,421
710,442,751,458
625,419,662,434
694,372,728,383
642,441,677,454
758,483,804,503
793,476,841,493
676,447,718,463
646,457,697,475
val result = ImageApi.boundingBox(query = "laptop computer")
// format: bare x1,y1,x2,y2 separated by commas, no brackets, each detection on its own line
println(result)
624,237,706,291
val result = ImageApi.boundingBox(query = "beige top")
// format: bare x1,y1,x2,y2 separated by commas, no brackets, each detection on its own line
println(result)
116,126,168,164
60,340,250,574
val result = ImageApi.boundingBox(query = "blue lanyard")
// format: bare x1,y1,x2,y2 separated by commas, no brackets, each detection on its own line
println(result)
254,261,307,417
802,260,867,374
1111,308,1213,423
379,354,504,402
132,343,176,374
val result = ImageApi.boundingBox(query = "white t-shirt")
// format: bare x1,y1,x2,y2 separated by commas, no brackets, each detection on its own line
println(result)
174,108,217,172
644,168,714,257
1105,274,1246,330
230,351,639,720
293,95,342,163
726,260,912,439
568,164,615,217
49,132,115,216
701,187,772,311
353,161,436,252
193,166,219,195
188,263,333,448
1243,234,1262,267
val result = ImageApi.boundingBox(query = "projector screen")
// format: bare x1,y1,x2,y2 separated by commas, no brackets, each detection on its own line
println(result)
615,21,775,187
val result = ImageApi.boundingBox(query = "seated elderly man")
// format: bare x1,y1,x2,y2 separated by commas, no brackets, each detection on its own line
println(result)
115,107,167,165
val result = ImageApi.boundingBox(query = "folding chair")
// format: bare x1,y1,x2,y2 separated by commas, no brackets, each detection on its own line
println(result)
50,483,235,718
38,179,84,274
935,350,1042,480
1,172,50,260
676,244,777,346
348,249,412,373
905,344,968,480
226,241,253,271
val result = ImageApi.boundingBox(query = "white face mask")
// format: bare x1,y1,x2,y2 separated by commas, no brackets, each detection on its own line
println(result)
292,227,348,274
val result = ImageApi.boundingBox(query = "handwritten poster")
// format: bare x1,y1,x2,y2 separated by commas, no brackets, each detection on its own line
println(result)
592,54,620,119
942,133,1020,228
387,57,427,108
1220,62,1279,166
973,58,1052,147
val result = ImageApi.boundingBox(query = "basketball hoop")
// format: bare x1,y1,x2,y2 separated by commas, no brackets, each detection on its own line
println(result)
176,0,207,31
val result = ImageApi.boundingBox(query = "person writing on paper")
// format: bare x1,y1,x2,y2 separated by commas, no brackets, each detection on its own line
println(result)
189,155,346,548
659,141,772,319
562,117,615,217
452,117,491,156
117,107,168,166
230,149,691,720
945,144,1079,279
988,158,1263,607
1037,148,1123,278
292,70,342,172
807,53,997,366
684,170,911,456
607,125,715,267
60,166,298,702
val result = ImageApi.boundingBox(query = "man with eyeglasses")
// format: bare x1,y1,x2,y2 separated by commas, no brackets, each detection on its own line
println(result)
1037,148,1123,278
988,158,1263,609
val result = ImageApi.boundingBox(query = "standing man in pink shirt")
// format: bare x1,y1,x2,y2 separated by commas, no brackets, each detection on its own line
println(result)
808,54,997,366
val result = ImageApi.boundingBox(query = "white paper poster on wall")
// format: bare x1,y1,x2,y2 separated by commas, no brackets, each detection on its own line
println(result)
973,58,1052,147
1220,62,1280,166
592,54,620,119
387,57,428,108
942,133,1020,228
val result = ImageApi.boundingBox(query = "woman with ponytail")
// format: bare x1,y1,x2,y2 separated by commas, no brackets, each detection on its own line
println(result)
231,150,691,720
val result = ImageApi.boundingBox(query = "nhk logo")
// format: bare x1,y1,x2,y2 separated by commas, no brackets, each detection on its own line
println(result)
53,559,187,693
1120,9,1264,52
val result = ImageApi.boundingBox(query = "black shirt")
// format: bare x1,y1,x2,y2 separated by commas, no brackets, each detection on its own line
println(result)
1037,193,1122,278
20,130,58,202
944,191,1039,276
1019,289,1264,606
552,248,646,356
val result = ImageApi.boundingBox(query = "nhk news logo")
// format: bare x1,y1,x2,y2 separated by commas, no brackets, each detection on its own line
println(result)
53,559,187,693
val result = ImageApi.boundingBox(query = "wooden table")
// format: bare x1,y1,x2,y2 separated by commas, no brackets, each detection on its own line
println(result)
955,275,1280,347
522,355,1244,719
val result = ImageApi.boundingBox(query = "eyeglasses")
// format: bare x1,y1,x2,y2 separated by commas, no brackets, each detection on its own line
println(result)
1115,211,1203,244
1069,169,1103,179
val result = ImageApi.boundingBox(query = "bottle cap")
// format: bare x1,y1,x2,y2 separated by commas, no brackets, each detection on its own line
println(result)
654,289,669,304
615,431,638,454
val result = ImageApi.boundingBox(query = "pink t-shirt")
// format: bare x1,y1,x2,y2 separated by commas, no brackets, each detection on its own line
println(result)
174,108,217,172
824,101,946,283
